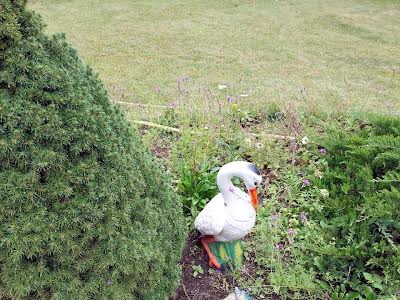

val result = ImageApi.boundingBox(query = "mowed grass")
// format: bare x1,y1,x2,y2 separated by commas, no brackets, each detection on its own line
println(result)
29,0,400,119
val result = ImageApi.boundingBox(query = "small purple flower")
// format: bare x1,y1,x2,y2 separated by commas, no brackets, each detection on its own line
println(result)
271,212,280,223
228,186,235,193
176,76,190,93
302,179,311,187
106,279,112,286
300,212,308,224
167,101,176,109
319,148,327,155
227,96,234,103
176,76,190,83
275,243,284,250
288,228,295,236
289,142,300,152
387,101,393,110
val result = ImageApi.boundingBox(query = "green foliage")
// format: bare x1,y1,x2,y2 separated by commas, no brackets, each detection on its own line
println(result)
177,160,219,218
191,264,204,278
169,114,245,220
0,0,23,56
0,2,186,299
266,102,285,123
246,114,399,299
251,169,326,299
307,115,400,297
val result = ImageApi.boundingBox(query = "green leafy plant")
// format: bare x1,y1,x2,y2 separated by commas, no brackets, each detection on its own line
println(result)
0,2,186,299
250,170,325,299
306,114,400,297
177,160,219,218
246,114,399,299
266,102,285,123
192,265,204,278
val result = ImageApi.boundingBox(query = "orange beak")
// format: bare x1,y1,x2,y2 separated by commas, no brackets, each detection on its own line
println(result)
248,188,258,210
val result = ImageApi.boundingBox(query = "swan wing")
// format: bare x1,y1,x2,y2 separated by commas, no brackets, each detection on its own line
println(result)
233,187,251,204
195,193,226,236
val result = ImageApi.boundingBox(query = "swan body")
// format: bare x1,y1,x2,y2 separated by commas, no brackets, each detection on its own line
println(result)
195,187,255,241
194,161,262,268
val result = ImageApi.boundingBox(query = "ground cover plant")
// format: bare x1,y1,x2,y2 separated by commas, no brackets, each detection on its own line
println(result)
310,115,400,297
14,0,400,299
247,114,400,299
0,1,185,299
166,109,400,299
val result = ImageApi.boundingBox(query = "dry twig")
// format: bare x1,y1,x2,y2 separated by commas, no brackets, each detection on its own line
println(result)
132,120,296,141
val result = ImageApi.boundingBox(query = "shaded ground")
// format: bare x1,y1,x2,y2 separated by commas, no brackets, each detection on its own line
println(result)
172,233,232,300
172,233,279,300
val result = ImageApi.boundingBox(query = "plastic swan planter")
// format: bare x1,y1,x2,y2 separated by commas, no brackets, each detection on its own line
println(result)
195,161,262,269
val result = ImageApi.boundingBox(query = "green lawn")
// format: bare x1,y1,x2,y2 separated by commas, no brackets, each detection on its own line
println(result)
29,0,400,118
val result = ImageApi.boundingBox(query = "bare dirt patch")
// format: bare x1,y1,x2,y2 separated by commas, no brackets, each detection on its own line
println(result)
172,233,279,300
172,233,232,300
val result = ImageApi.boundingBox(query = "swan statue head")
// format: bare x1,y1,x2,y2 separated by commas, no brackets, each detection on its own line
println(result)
216,161,262,209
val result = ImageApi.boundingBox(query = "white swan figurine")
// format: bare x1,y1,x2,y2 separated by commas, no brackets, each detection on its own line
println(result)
194,161,262,269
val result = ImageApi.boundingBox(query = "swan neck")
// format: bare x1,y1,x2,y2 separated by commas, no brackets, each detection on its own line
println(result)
217,170,233,195
217,163,246,200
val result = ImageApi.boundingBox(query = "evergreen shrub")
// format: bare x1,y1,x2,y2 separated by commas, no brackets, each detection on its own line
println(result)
250,114,399,299
0,1,186,299
311,114,400,297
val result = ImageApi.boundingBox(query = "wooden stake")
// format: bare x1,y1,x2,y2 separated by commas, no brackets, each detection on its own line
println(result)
132,120,295,141
116,101,168,109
